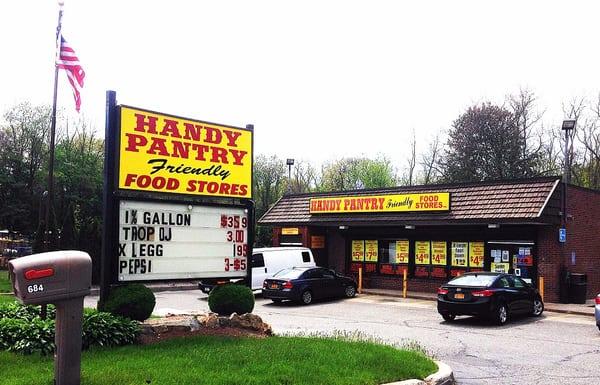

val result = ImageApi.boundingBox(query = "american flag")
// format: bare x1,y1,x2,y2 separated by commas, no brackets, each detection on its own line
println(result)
56,36,85,112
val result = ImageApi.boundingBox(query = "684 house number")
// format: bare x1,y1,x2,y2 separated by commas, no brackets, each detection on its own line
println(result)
27,284,44,293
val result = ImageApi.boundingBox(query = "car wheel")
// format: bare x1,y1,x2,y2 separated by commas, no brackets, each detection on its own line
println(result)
344,285,357,298
300,290,313,305
494,302,509,325
272,299,283,304
442,314,456,322
532,297,544,317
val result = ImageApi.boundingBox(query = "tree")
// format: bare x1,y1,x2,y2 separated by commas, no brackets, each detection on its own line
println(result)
288,160,320,194
419,133,443,185
442,103,536,182
253,155,287,247
0,102,51,235
320,156,396,191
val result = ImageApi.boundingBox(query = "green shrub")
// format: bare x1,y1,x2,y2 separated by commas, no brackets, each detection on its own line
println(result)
82,309,139,349
0,302,56,320
99,283,155,321
208,283,254,316
0,317,55,355
0,303,140,355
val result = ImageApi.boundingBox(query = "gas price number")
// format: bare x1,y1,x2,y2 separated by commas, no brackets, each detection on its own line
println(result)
221,214,248,272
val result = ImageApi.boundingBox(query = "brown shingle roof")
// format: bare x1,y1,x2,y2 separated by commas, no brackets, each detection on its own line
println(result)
258,177,561,226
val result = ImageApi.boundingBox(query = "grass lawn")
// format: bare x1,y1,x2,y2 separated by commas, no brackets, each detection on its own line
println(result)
1,335,437,385
0,294,16,305
0,270,12,293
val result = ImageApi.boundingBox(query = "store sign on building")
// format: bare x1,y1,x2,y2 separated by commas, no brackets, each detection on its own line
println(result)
118,200,248,281
119,106,252,198
309,193,450,214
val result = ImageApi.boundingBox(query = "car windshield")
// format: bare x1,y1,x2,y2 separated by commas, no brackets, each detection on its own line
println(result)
448,274,497,287
273,269,305,279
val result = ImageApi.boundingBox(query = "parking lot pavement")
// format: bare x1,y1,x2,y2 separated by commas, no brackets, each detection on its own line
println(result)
85,291,600,385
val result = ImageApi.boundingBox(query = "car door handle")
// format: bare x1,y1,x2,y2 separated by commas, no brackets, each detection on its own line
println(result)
264,268,267,273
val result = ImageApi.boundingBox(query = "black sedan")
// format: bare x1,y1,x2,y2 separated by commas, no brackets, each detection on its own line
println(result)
262,267,357,305
437,272,544,325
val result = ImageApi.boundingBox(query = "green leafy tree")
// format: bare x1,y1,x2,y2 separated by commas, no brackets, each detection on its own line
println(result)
253,155,287,246
0,103,50,235
442,103,537,182
320,156,396,191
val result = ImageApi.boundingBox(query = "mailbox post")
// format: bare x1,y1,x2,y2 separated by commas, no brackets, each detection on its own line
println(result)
8,250,92,385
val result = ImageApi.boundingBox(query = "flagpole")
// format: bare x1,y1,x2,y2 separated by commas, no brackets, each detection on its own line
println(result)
44,1,64,252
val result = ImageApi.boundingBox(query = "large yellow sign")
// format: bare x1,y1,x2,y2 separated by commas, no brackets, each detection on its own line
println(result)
309,193,449,214
118,106,252,198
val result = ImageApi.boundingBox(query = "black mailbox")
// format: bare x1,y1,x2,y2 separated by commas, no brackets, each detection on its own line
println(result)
8,250,91,305
8,250,92,385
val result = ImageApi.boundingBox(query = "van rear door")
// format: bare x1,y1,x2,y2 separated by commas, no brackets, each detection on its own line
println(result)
251,253,266,290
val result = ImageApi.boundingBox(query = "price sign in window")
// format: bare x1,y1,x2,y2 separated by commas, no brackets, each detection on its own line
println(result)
431,241,447,265
415,241,430,265
451,242,468,267
395,240,409,264
469,242,484,268
365,240,378,262
351,240,365,262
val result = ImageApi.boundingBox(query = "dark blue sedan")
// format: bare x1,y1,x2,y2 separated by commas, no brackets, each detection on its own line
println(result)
262,267,357,305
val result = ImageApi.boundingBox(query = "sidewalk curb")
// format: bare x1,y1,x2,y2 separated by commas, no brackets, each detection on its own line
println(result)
382,360,455,385
360,290,595,317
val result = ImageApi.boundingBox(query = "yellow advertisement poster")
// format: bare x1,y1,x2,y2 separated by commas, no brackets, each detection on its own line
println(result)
469,242,484,268
431,241,447,265
309,193,450,214
491,262,510,273
395,240,409,264
415,241,430,265
365,240,379,262
451,242,468,267
118,106,253,198
351,240,365,262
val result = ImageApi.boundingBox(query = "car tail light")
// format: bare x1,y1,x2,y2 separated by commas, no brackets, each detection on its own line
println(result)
472,289,494,297
282,281,293,289
595,295,600,305
437,288,448,295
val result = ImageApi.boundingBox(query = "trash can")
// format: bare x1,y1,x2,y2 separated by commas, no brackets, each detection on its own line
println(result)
569,273,587,304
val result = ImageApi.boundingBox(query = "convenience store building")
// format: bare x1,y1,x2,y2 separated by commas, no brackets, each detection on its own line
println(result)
258,177,600,302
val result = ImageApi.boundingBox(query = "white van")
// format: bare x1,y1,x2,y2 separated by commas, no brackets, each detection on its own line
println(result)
250,247,316,290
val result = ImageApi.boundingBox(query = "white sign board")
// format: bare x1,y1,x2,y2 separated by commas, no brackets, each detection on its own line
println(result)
118,200,248,281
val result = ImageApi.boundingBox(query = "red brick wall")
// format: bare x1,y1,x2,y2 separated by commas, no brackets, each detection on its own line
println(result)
564,186,600,299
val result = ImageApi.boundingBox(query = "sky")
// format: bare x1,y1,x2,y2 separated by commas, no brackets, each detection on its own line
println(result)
2,0,599,170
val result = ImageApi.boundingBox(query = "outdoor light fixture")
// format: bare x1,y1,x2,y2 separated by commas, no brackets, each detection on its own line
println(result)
286,159,295,193
562,119,576,130
488,224,500,229
404,225,415,230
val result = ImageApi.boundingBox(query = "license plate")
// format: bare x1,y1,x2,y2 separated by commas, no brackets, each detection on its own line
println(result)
269,283,278,289
454,293,465,299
